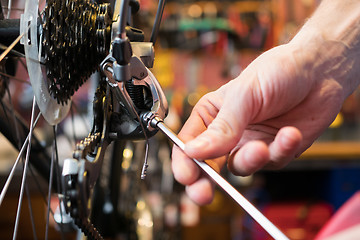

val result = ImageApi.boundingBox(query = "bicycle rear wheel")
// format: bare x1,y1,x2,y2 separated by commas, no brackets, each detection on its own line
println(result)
0,0,110,239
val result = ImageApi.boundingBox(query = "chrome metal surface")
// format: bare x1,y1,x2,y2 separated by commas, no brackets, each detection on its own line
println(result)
148,116,289,240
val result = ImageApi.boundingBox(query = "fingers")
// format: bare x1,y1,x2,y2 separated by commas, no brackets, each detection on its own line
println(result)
185,176,215,205
184,114,240,159
171,145,224,205
171,143,226,191
171,80,256,205
171,97,216,188
228,126,302,176
171,145,201,186
228,141,270,176
267,126,303,169
184,89,252,160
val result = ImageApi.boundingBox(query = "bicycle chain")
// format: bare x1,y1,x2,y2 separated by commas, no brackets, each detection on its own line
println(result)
63,84,108,240
64,132,104,240
43,0,112,104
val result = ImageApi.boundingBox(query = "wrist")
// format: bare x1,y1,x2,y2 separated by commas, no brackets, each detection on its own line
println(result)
289,0,360,100
292,0,360,44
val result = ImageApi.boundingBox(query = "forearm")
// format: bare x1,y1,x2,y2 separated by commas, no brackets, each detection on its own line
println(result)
290,0,360,99
302,0,360,42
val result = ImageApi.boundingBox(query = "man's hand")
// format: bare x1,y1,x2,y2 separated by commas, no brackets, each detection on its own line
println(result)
171,0,360,205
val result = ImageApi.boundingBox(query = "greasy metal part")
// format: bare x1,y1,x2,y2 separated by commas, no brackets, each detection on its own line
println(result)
20,0,112,124
102,59,138,119
101,46,167,180
63,147,106,240
101,55,168,138
53,197,74,232
60,0,165,237
141,69,168,120
62,84,111,239
142,112,290,240
130,42,155,68
42,0,112,104
21,0,70,124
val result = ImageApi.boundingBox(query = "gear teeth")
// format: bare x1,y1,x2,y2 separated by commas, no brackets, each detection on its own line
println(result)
42,0,111,104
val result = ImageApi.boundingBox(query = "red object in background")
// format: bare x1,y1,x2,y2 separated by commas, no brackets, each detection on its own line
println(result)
255,202,333,240
315,191,360,240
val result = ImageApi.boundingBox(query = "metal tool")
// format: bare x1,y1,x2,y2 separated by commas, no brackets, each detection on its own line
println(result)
142,112,289,240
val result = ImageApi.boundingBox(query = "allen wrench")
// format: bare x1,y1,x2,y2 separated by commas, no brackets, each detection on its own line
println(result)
142,112,289,240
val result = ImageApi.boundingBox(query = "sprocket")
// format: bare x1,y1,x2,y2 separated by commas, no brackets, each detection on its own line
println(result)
42,0,112,104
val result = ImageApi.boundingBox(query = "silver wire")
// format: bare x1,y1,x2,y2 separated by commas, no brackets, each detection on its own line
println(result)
13,96,37,240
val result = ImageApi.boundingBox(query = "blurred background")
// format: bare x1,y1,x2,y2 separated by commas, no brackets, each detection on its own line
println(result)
144,1,360,240
1,0,360,239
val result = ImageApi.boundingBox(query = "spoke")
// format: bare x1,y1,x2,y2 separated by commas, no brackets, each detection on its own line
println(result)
25,183,38,240
1,87,39,238
28,164,55,217
0,71,30,84
53,128,67,240
7,0,12,18
52,126,66,240
6,86,22,149
2,7,24,12
0,112,41,206
0,24,39,65
0,32,25,63
26,126,66,239
0,43,25,58
45,127,56,240
52,126,61,194
12,96,37,240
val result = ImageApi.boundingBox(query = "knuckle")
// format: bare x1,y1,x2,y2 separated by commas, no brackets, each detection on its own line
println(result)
208,117,237,139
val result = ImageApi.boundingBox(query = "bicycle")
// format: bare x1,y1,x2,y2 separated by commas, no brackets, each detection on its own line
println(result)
1,0,169,239
0,0,291,239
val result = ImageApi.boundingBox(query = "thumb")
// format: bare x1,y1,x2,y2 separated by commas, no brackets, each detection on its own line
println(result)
184,90,251,160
